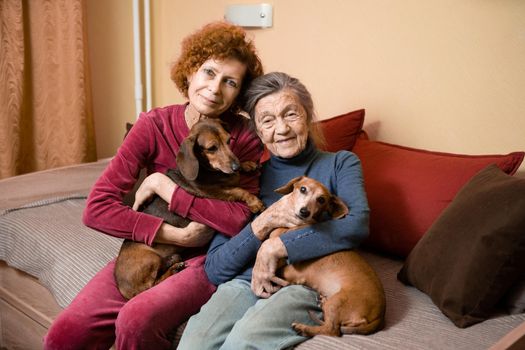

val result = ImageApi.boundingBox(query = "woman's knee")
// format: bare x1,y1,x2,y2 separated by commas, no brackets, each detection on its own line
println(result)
44,310,112,350
178,280,256,350
115,299,156,338
222,285,320,349
44,314,79,349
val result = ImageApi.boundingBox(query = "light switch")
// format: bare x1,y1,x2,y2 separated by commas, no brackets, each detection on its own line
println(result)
225,4,273,28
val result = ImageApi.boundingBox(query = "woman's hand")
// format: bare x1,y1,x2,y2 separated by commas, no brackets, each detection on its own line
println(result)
133,172,177,211
154,222,215,247
251,237,289,298
251,199,305,241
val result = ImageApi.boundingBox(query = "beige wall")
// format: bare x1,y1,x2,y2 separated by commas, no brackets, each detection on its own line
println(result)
88,0,525,173
87,0,135,159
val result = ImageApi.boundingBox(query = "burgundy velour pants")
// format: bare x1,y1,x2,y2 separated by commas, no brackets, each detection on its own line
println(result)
44,254,216,350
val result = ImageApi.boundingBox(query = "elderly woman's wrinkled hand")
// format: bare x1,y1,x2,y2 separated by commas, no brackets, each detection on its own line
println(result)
251,237,289,298
250,199,305,241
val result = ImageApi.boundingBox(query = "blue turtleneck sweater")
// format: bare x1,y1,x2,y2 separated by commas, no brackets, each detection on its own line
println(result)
204,141,370,285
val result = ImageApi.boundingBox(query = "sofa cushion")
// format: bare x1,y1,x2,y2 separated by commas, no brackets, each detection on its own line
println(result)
397,164,525,328
316,109,365,152
352,138,524,257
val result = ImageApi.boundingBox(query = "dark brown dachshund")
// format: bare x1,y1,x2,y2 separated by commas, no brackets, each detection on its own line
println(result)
267,176,386,337
115,118,264,300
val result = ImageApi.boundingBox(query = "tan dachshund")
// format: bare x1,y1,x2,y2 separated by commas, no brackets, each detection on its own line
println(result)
115,118,264,300
269,176,386,337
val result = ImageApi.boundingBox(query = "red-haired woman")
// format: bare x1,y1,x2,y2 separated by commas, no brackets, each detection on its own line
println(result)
44,21,263,350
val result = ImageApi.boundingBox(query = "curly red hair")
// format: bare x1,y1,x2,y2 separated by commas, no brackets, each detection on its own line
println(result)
171,21,263,108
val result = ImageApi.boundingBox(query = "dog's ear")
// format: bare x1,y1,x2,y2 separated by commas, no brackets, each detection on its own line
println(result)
329,195,349,219
218,119,231,133
177,135,199,181
274,176,304,195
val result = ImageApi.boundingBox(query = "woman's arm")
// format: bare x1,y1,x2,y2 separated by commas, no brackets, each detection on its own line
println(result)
84,111,262,245
83,114,164,245
204,192,308,285
278,152,369,263
250,152,370,297
131,172,216,247
204,225,262,285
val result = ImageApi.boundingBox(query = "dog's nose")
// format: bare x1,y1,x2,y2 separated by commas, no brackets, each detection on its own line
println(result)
299,207,310,218
231,161,240,172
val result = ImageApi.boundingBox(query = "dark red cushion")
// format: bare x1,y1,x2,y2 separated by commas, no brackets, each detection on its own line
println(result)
317,109,365,152
352,138,524,257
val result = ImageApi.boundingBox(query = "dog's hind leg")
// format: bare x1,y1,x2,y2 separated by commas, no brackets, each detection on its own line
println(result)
292,294,343,337
292,319,340,337
156,254,186,284
340,316,384,335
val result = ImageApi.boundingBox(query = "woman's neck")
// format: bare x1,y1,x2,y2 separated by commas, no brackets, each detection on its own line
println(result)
184,104,202,129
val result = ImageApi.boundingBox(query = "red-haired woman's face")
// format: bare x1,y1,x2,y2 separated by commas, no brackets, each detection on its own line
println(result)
186,58,247,119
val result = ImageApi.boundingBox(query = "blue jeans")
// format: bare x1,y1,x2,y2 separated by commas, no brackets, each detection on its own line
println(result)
177,279,322,350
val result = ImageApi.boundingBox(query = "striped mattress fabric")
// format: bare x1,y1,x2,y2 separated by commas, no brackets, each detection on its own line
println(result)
1,195,524,350
0,195,122,307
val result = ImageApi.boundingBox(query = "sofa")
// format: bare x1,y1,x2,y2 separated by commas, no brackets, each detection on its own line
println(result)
1,109,525,350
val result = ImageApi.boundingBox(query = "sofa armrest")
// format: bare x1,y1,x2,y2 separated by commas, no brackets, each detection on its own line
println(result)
490,320,525,350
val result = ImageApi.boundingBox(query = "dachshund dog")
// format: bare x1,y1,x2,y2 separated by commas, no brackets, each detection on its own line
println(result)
268,176,386,337
115,118,264,300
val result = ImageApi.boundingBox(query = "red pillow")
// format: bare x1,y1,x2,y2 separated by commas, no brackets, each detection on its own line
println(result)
352,138,524,257
317,109,365,152
260,109,365,162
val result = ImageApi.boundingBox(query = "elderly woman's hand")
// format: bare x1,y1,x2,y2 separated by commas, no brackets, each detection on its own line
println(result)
132,172,177,211
251,237,289,298
250,199,305,241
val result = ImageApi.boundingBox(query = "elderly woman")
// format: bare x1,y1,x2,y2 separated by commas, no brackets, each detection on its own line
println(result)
44,22,263,350
178,72,370,349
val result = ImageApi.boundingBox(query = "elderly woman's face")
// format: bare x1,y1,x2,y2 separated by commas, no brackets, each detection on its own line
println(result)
254,90,309,158
186,58,247,118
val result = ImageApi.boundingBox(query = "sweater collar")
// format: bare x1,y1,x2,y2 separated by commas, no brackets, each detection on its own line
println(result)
268,139,318,167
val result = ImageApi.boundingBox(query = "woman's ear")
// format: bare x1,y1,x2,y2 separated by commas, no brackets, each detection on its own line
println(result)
177,135,199,181
274,176,304,195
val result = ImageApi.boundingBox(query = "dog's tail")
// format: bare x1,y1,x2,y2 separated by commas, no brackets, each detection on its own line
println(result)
340,316,384,335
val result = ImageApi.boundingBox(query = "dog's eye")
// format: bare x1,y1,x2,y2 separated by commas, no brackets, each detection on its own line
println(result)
207,146,218,153
317,197,326,204
300,186,307,194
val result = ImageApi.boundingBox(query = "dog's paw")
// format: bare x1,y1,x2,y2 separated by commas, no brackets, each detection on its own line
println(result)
240,161,260,172
248,198,265,213
168,262,186,273
318,294,328,306
292,323,312,337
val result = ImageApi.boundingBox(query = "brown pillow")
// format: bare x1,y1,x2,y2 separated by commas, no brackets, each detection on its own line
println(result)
397,164,525,328
500,277,525,314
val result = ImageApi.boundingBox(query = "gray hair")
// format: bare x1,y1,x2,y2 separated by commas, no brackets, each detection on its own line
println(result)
242,72,325,147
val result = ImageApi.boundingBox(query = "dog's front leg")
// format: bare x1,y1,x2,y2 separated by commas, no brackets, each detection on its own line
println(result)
219,188,265,213
239,161,259,172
